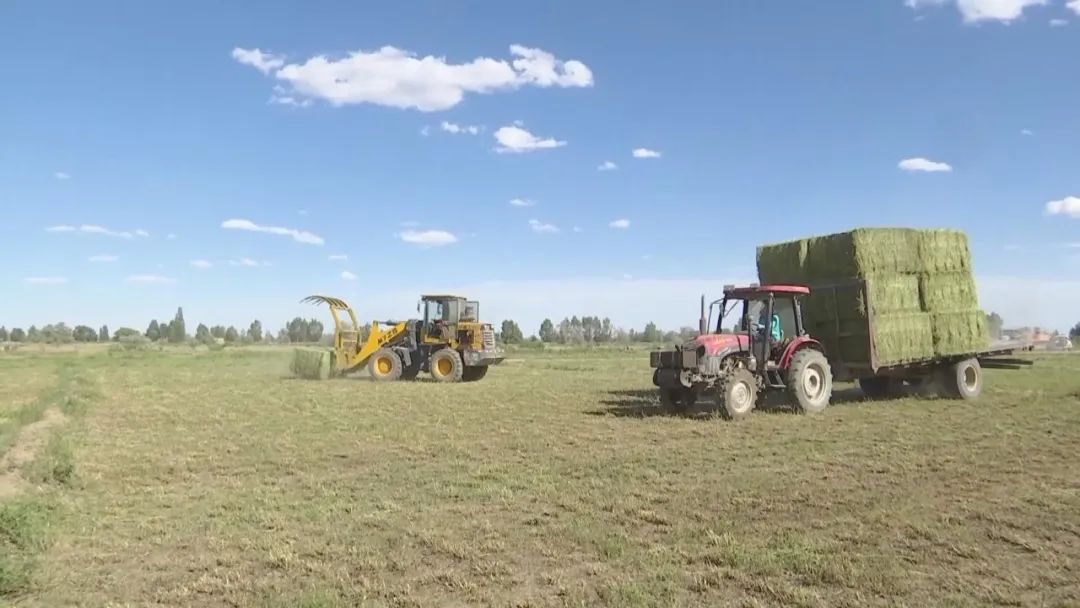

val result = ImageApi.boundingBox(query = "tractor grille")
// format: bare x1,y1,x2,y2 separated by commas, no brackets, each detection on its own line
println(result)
650,348,698,369
482,327,496,349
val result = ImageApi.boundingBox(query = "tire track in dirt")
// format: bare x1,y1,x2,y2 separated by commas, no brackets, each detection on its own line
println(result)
0,408,67,499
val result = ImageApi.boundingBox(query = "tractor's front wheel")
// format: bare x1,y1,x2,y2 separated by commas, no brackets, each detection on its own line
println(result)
716,368,758,421
430,348,464,383
368,348,403,382
787,349,832,414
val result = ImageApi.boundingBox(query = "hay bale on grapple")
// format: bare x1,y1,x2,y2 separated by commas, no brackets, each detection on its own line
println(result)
757,227,985,363
291,348,334,380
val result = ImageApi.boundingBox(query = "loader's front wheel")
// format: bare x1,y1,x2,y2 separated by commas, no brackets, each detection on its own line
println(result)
430,348,464,383
368,348,402,382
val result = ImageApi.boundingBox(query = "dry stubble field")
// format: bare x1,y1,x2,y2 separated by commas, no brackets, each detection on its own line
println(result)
1,347,1079,607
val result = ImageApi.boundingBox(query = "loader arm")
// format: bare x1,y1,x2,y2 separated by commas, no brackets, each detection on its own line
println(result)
350,321,410,371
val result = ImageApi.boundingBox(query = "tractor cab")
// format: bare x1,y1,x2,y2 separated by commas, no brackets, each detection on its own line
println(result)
703,284,811,373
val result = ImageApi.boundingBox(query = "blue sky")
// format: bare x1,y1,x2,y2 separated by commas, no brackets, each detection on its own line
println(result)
2,0,1079,334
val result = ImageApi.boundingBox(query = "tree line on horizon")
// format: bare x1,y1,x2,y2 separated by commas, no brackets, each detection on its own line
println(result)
3,309,1076,348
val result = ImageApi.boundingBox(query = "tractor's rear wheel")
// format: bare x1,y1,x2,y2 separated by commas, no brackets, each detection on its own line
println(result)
787,349,832,414
462,366,489,382
368,348,402,382
716,368,758,421
430,348,464,383
660,387,697,413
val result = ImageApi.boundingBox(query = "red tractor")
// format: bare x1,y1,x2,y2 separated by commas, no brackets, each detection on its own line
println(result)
649,284,832,420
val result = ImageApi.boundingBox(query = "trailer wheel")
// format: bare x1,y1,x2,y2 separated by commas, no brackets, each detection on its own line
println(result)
947,358,983,400
430,348,464,383
787,349,832,414
716,368,758,421
660,387,697,414
368,348,403,382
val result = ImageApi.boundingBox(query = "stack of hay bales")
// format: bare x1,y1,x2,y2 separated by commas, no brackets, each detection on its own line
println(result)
290,347,334,380
757,228,987,367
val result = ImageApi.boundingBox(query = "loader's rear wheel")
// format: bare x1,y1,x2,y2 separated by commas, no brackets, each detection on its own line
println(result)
787,349,832,414
430,348,464,383
716,368,758,421
368,348,402,382
462,366,489,382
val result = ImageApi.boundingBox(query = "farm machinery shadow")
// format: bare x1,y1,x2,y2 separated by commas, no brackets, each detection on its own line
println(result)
591,386,871,419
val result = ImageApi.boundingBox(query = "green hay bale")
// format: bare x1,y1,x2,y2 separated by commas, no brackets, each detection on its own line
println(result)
918,229,972,273
930,310,989,356
806,313,934,366
803,229,922,279
291,348,333,380
918,272,979,312
755,239,809,284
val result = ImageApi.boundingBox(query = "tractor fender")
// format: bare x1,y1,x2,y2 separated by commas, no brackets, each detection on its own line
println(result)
779,337,824,370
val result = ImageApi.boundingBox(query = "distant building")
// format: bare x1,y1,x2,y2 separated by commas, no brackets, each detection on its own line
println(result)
1002,327,1056,349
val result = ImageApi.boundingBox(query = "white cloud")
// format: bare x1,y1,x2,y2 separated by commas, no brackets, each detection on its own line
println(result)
1069,0,1080,14
597,160,618,171
46,224,135,239
231,48,284,75
126,275,175,284
509,198,535,207
221,218,324,245
269,87,313,107
1050,18,1068,25
904,0,1047,22
24,276,67,285
190,260,213,269
135,229,150,238
341,270,357,281
1021,129,1034,135
229,257,262,267
609,218,631,229
235,44,592,112
494,125,566,153
398,229,458,247
898,157,953,172
54,171,70,180
1046,196,1080,218
528,219,559,234
167,233,177,240
632,148,661,159
420,126,431,137
572,226,583,233
440,121,481,135
622,274,634,280
88,254,118,263
328,254,348,261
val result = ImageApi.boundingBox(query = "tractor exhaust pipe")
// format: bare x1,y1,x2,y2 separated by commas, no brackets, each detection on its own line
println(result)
699,294,707,336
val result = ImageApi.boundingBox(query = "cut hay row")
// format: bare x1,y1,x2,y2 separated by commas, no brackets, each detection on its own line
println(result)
290,348,334,380
758,227,986,365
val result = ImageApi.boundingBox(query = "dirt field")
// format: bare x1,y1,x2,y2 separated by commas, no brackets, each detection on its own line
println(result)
1,348,1079,607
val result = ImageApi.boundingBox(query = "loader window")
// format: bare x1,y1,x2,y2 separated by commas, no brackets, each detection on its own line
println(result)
463,301,479,322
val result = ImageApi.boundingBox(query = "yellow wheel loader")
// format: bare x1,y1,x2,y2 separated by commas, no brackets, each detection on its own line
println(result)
301,294,504,382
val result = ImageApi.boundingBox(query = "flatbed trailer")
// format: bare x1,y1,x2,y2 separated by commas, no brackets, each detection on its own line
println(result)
808,279,1034,398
